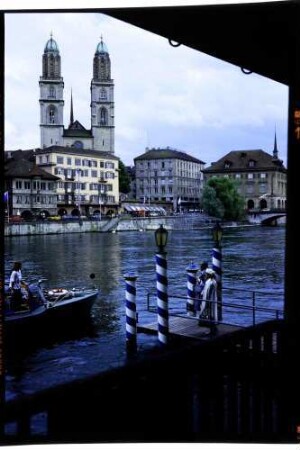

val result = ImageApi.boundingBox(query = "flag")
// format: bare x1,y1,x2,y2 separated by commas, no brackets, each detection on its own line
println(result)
3,191,9,202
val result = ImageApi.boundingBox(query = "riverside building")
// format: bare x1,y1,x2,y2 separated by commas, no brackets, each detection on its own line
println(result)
134,147,205,212
202,135,287,211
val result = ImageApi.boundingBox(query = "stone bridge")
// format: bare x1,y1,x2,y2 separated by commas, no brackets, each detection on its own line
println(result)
247,209,286,226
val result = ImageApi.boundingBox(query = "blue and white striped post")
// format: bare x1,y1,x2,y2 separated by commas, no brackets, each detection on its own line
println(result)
124,273,138,353
212,221,223,321
186,262,199,316
156,252,169,345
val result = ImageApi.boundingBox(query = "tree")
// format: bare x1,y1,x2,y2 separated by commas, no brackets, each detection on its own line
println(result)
118,160,131,194
202,176,245,220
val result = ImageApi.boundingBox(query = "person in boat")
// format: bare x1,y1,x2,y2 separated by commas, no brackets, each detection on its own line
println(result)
8,261,29,310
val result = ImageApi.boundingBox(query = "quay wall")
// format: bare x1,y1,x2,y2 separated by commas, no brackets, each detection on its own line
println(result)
4,214,218,236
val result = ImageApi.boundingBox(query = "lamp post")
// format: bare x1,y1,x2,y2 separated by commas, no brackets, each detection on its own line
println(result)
212,221,223,321
155,224,169,345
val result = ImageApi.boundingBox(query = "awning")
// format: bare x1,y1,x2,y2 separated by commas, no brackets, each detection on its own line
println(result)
123,204,166,214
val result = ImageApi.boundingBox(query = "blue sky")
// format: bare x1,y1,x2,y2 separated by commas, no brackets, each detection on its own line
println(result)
4,6,288,167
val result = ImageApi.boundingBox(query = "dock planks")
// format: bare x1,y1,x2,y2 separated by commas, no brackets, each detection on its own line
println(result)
137,315,241,341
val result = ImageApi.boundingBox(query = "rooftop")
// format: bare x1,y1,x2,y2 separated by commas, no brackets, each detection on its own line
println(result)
134,147,205,165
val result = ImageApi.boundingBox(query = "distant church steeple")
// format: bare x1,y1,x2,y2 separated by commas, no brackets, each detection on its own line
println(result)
273,128,278,159
69,89,74,126
39,33,64,148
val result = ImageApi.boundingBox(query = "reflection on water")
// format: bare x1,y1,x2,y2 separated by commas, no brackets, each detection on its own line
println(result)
4,226,285,384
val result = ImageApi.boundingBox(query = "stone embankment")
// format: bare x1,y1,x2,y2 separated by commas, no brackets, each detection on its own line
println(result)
4,214,220,236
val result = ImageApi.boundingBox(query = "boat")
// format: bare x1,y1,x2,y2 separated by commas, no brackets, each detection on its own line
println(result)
4,279,99,339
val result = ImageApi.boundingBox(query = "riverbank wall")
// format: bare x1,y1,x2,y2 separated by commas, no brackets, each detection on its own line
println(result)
4,214,225,236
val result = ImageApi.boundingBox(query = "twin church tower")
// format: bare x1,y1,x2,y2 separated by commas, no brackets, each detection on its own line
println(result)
39,34,114,153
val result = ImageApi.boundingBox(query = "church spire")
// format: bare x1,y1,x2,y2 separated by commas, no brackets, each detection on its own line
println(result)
69,89,74,126
273,128,278,159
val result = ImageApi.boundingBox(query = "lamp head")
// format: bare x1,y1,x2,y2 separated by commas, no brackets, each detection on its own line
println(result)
155,224,168,253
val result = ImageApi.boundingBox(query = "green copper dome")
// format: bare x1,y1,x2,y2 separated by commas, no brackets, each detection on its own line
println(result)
44,35,59,53
95,36,108,54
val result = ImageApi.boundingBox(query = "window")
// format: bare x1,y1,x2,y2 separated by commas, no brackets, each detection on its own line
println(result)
235,173,241,179
248,160,256,168
24,181,30,190
49,86,56,98
57,156,64,164
105,162,114,169
91,170,98,178
100,88,107,100
260,173,266,178
259,183,267,193
67,157,72,165
48,105,56,124
247,173,254,179
99,107,108,125
75,159,81,166
16,181,22,189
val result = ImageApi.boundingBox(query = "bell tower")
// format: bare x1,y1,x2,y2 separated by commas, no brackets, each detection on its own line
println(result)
91,36,115,153
39,33,64,148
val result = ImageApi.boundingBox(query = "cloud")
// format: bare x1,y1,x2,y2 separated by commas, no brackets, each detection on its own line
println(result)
4,11,288,167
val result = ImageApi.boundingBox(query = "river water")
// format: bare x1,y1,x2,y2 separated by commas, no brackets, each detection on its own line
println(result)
4,225,285,407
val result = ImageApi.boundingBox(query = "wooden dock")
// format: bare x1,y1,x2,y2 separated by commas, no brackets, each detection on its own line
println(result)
137,315,242,341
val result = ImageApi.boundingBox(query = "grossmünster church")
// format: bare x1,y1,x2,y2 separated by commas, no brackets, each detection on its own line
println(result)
39,33,115,153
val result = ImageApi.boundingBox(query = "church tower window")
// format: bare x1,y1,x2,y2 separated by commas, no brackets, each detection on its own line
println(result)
49,86,56,98
48,105,57,124
99,107,108,125
100,88,107,100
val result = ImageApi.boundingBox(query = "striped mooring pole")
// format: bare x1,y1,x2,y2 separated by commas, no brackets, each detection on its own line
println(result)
186,262,199,316
156,252,169,345
124,273,138,353
212,245,222,321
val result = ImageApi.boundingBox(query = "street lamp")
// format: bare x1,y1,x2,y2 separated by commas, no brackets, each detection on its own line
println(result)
212,221,223,247
155,224,168,253
154,224,169,345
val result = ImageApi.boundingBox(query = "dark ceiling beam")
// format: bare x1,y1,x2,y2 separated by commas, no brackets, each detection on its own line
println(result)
105,1,299,86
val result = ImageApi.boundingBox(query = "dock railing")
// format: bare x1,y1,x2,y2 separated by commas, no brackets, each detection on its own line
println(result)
146,285,284,327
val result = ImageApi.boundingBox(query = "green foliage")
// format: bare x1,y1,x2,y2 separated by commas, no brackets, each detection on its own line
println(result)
118,160,131,194
202,176,245,220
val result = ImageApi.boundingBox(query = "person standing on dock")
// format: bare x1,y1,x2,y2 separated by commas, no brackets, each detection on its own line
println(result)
198,268,218,328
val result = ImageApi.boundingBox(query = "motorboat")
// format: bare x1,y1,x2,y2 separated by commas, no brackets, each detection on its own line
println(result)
4,279,99,339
